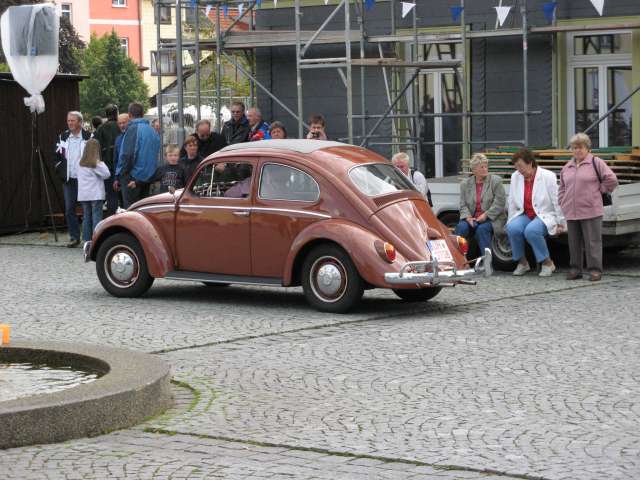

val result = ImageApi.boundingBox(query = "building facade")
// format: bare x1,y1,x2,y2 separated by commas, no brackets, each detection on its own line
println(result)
254,0,640,178
89,0,143,65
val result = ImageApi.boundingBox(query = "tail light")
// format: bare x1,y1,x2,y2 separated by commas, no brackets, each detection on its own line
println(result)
375,240,396,263
456,236,469,255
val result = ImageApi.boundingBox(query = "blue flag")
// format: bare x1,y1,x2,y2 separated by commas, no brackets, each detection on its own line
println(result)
364,0,375,11
256,0,262,7
542,1,557,22
450,6,463,22
190,0,196,8
223,4,228,17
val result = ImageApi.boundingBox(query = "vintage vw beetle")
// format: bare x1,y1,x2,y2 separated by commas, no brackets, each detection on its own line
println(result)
85,140,492,313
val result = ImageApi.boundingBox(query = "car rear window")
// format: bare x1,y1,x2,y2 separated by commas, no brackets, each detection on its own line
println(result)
349,164,416,197
259,164,320,202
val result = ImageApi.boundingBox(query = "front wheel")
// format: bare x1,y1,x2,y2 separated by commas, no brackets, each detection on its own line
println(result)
96,233,154,297
393,287,442,302
301,244,364,313
491,234,516,271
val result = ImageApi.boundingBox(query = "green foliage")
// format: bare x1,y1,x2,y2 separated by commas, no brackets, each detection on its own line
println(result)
79,31,149,117
0,63,9,72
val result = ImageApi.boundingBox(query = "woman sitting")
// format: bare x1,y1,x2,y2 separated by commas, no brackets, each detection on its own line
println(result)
454,153,506,255
506,148,566,277
559,133,618,281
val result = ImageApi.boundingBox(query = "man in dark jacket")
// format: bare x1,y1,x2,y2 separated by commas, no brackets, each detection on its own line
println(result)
221,101,250,144
93,104,121,216
180,119,226,159
118,102,161,208
54,111,91,247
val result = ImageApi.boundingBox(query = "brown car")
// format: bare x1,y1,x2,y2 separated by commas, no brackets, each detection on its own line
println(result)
85,140,492,313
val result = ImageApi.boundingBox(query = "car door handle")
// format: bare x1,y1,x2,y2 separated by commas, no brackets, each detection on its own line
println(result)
232,210,250,217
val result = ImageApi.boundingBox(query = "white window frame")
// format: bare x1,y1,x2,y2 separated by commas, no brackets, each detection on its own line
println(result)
61,3,72,23
566,30,632,147
119,37,129,57
112,0,127,7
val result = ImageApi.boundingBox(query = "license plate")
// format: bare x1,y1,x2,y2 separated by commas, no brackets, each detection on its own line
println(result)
428,239,453,264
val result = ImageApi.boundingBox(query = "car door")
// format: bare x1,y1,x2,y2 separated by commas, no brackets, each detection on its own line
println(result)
174,159,255,275
251,159,327,278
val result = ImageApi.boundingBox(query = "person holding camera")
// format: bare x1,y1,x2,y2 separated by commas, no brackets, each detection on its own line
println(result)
305,113,328,140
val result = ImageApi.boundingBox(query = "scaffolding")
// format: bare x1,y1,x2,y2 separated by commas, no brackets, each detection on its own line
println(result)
153,0,640,174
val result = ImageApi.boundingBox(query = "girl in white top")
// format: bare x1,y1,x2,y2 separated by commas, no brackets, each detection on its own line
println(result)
77,138,111,243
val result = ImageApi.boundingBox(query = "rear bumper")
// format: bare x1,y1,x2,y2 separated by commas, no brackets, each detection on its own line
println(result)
384,248,493,285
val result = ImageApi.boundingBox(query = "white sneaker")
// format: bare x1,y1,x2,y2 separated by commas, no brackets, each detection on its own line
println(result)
539,262,556,277
512,262,531,276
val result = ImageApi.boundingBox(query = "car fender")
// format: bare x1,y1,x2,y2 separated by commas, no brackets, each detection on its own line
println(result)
89,212,173,278
283,219,407,287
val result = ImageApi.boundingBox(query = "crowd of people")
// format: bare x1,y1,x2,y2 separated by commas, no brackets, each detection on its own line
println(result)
452,133,618,281
55,103,617,281
54,101,327,248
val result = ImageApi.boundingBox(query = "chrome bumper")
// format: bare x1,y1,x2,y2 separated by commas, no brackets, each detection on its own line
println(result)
83,241,92,263
384,248,493,285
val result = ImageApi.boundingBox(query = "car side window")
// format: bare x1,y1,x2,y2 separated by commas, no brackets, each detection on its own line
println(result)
259,163,320,202
191,162,254,198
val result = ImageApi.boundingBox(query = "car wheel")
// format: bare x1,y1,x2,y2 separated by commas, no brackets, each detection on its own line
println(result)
491,234,516,272
202,282,230,287
96,233,154,297
392,287,442,302
301,245,364,313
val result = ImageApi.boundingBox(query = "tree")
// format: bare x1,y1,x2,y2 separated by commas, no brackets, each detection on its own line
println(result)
79,32,149,117
0,0,85,73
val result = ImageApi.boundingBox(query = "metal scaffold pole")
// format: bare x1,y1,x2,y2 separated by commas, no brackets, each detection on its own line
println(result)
215,3,222,133
522,1,529,146
155,0,163,135
295,0,303,138
195,0,201,122
345,0,353,144
358,0,366,143
175,0,184,145
460,0,469,160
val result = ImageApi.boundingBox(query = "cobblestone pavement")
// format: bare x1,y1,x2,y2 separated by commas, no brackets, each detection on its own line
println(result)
1,243,640,479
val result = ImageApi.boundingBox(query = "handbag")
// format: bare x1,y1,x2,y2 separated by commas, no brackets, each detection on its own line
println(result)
592,157,612,207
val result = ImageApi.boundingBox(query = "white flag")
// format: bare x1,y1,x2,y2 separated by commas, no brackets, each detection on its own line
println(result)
324,0,329,4
401,2,415,18
590,0,604,16
273,0,277,6
238,3,244,15
494,6,511,27
205,4,212,16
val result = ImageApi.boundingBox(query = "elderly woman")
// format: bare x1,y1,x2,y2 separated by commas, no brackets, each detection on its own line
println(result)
506,148,566,277
559,133,618,281
454,153,506,255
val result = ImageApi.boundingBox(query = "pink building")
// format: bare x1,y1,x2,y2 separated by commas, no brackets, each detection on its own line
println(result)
89,0,143,66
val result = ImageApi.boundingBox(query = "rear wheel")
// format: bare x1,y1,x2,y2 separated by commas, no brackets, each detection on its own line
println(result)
301,244,364,313
393,287,442,302
96,233,154,297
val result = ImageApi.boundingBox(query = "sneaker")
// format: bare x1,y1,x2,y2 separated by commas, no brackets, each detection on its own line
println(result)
512,262,531,276
66,239,80,248
539,261,556,277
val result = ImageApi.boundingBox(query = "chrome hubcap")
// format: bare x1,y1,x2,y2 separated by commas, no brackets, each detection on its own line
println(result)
104,246,139,288
310,256,347,303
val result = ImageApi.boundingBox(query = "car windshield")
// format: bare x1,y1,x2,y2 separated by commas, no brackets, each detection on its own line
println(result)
349,163,416,196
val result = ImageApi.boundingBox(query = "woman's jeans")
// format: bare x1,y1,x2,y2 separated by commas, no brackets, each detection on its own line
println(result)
454,220,493,254
506,214,549,263
81,200,103,242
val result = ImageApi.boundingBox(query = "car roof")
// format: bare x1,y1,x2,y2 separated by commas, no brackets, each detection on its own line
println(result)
220,139,348,154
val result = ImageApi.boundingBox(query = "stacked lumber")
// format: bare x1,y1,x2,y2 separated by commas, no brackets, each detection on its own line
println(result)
461,146,640,184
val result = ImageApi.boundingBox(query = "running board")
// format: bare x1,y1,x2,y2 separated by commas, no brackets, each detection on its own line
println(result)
164,271,282,287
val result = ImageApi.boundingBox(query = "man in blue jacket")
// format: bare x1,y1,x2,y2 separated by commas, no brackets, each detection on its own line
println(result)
118,102,161,208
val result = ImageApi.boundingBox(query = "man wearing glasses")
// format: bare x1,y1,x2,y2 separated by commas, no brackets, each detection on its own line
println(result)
222,101,250,145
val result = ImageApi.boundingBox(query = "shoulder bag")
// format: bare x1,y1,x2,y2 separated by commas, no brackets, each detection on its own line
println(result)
591,158,612,207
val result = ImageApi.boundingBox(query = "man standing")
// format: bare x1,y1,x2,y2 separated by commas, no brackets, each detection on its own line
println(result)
93,104,121,217
392,152,433,207
305,113,328,140
112,113,130,207
180,119,226,159
247,107,271,141
118,102,160,208
54,111,91,247
222,101,250,144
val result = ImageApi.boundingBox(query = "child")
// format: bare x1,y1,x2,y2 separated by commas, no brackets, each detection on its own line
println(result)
77,138,111,245
154,144,187,194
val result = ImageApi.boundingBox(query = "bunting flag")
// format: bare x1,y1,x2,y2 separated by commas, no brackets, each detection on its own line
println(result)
401,2,415,18
222,4,228,17
590,0,604,16
190,0,196,8
450,6,463,22
542,1,557,23
324,0,329,4
494,5,511,27
256,0,262,7
364,0,375,11
205,4,212,16
238,3,244,15
273,0,277,6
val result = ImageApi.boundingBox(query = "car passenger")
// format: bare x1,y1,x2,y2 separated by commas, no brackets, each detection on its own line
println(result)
224,164,253,198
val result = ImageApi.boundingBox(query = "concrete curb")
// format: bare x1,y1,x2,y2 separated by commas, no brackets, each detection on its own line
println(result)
0,341,172,449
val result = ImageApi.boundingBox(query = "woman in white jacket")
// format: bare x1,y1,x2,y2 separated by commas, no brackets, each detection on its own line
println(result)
506,148,566,277
77,138,111,244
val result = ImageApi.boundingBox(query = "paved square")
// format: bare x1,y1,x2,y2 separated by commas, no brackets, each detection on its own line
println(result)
1,243,639,479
